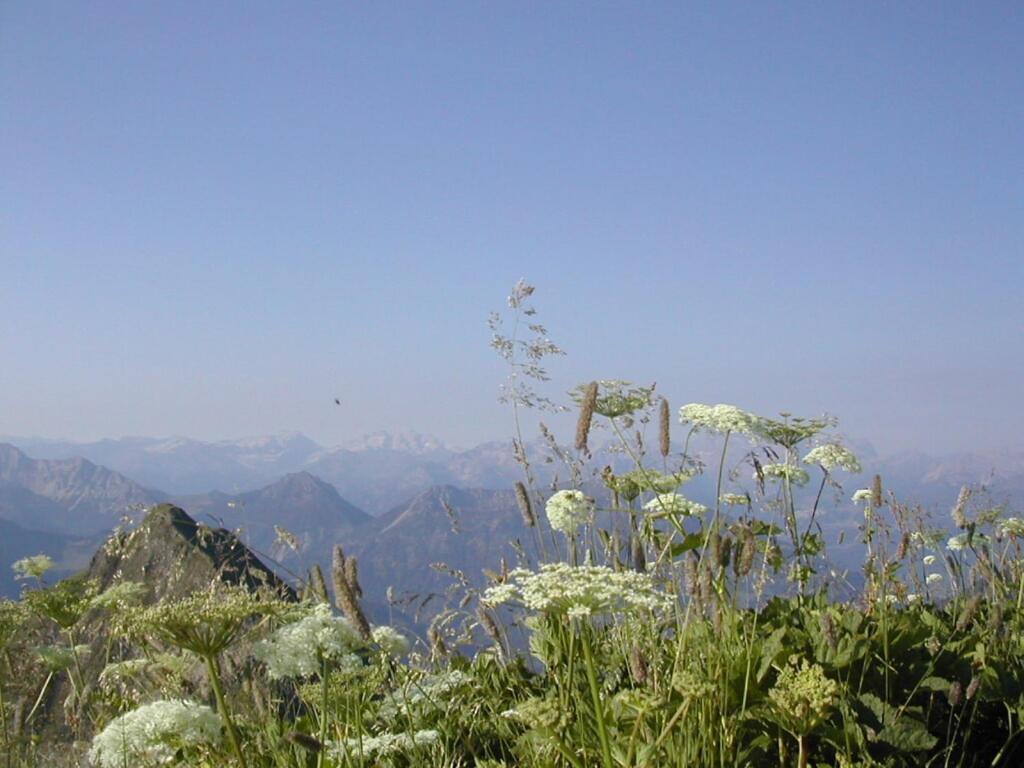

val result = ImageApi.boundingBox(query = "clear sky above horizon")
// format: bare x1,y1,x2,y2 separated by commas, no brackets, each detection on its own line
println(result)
2,2,1022,456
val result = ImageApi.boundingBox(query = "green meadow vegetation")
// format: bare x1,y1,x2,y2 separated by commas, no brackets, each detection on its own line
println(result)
2,282,1023,767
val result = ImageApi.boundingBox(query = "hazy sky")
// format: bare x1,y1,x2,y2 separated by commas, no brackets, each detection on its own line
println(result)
2,3,1022,456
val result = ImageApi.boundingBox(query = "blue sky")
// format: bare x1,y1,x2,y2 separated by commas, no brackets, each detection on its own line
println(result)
2,2,1021,454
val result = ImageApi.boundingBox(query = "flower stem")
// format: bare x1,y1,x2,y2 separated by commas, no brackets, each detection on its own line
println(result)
579,625,613,768
317,655,329,768
204,654,248,768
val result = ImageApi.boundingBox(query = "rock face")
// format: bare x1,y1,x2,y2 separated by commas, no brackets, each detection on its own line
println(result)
88,503,294,599
34,504,294,743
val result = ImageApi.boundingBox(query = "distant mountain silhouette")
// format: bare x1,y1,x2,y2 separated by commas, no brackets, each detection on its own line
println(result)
0,443,165,535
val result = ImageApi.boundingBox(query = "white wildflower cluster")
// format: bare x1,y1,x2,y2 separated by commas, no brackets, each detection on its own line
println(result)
643,493,707,517
927,573,943,585
371,626,410,657
679,403,764,438
1000,517,1024,538
91,581,148,610
88,699,221,768
852,489,873,503
719,493,749,507
12,555,55,581
254,604,365,679
802,444,862,473
906,593,922,605
481,563,673,619
947,533,988,552
923,555,937,566
329,729,440,761
545,490,595,535
760,463,810,487
378,670,473,720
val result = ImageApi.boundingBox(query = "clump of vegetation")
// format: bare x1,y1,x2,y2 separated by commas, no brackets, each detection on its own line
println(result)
2,281,1022,767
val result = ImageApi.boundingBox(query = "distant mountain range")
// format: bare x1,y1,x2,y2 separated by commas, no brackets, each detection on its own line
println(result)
1,433,1022,607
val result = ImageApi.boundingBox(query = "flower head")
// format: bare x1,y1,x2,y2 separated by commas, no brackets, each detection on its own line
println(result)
255,603,365,679
802,444,862,474
545,490,595,536
12,554,55,581
768,658,839,737
679,403,764,438
760,463,810,487
88,699,221,768
481,563,673,618
852,489,873,503
643,493,707,517
371,625,410,657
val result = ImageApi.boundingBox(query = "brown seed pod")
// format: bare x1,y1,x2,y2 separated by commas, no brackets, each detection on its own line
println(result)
575,381,598,454
659,397,671,457
514,481,536,527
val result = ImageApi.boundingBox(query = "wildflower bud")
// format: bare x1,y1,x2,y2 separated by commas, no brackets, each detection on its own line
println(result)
699,561,714,607
331,545,371,641
709,530,721,569
629,646,648,685
718,536,733,570
659,398,671,457
308,565,329,604
966,675,980,701
684,554,702,612
952,486,970,529
896,532,909,560
987,606,1004,634
631,537,647,574
956,596,981,633
575,381,598,454
477,605,503,651
735,525,755,577
948,680,963,708
286,731,324,753
428,624,447,660
514,482,536,527
872,474,883,508
820,612,838,652
344,557,363,599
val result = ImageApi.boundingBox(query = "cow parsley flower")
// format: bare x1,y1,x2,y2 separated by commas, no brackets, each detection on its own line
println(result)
768,659,839,737
927,573,943,585
1000,517,1024,537
923,555,937,566
802,444,862,473
852,489,873,503
679,403,764,438
88,699,221,768
947,534,968,551
12,555,55,581
371,626,410,657
329,729,440,760
255,604,365,679
643,493,707,517
719,493,749,507
760,463,810,487
545,490,595,535
481,563,673,618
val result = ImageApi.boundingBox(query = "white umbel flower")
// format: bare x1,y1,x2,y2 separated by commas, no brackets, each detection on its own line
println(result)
802,444,862,473
89,699,221,768
643,493,707,517
481,563,673,618
545,490,595,535
254,604,364,679
927,573,943,585
760,463,810,487
679,403,764,438
371,626,410,657
329,729,440,760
